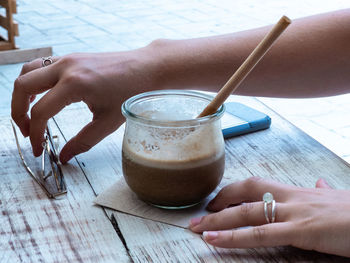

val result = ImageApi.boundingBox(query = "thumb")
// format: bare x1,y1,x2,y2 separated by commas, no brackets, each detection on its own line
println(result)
59,116,119,163
315,178,332,189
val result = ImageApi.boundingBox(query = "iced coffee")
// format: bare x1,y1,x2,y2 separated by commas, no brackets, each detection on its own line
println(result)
121,90,225,209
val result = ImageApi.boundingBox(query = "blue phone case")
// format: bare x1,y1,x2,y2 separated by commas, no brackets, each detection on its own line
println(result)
222,102,271,139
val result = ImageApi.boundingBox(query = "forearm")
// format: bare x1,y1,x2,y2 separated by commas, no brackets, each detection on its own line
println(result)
148,9,350,98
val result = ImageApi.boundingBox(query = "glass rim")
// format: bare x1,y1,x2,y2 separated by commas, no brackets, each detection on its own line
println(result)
121,90,225,127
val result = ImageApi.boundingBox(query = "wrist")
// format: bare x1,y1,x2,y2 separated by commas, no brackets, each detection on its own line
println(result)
143,38,175,90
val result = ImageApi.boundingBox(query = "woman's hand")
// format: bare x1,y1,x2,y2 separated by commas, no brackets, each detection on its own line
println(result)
11,48,159,163
189,176,350,258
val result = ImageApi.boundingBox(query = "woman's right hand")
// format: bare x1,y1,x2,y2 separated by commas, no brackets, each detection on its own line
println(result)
189,177,350,258
11,47,160,163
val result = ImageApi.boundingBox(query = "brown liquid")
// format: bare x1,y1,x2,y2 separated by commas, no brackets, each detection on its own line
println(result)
122,150,225,207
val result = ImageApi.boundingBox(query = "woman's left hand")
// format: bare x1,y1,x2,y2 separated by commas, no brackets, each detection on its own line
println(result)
189,176,350,258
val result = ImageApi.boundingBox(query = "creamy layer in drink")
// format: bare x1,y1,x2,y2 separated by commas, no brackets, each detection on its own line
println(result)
122,109,225,207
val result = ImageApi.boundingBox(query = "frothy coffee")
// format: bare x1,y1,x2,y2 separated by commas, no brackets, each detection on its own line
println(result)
122,111,225,208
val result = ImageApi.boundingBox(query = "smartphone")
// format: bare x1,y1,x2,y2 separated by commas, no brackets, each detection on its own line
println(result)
221,102,271,139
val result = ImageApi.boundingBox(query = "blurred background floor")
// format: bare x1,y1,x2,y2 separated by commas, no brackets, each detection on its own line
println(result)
1,0,350,162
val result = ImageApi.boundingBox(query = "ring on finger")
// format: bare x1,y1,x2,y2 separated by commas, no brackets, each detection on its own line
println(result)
263,192,276,223
42,56,53,67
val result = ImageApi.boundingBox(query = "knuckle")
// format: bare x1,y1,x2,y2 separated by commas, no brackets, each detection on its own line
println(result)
58,54,77,67
230,230,236,243
58,55,95,91
62,72,84,86
11,110,21,121
248,176,264,183
73,139,93,154
11,111,18,121
13,77,24,93
216,183,234,199
21,62,32,74
150,38,172,48
215,187,227,200
244,176,263,189
239,202,254,219
58,54,84,70
30,104,44,120
252,226,268,245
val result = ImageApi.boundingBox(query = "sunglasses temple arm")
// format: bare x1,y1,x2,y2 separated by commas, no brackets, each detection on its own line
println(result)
11,121,54,198
44,138,63,192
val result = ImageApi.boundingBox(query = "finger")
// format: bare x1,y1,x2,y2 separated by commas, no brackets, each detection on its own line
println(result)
11,62,60,137
16,62,59,94
11,56,59,136
202,222,294,249
19,56,60,76
29,81,76,156
207,177,296,212
190,202,287,233
315,178,332,189
59,115,119,164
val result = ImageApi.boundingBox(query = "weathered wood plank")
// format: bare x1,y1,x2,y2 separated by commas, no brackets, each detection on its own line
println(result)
53,105,225,261
0,47,52,65
115,213,348,263
0,117,131,262
0,0,9,8
114,213,223,263
95,177,216,228
0,0,16,12
52,94,350,261
12,0,16,14
0,15,18,36
0,39,13,51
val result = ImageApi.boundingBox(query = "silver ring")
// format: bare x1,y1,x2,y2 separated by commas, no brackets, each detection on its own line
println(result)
263,192,276,223
42,56,53,67
271,199,276,223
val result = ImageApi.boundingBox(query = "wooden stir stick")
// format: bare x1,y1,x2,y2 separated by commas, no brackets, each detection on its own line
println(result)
198,16,291,117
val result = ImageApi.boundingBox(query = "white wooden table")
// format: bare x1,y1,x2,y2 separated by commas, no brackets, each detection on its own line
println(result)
1,95,350,262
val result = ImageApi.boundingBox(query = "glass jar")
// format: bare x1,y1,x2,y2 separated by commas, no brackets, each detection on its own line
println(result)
121,90,225,209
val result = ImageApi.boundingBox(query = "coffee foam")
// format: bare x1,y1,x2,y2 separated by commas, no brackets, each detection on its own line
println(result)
123,118,224,170
139,110,195,121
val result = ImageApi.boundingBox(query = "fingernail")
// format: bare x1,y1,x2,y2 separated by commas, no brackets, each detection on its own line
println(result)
22,129,29,137
321,178,330,186
33,146,43,157
19,119,30,137
203,231,218,241
189,216,202,228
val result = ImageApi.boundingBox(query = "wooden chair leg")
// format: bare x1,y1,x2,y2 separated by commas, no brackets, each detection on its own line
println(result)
0,0,17,50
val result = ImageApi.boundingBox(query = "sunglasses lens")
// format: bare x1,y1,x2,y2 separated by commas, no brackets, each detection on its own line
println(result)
42,146,67,196
12,120,67,198
51,156,66,192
